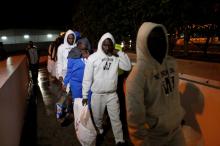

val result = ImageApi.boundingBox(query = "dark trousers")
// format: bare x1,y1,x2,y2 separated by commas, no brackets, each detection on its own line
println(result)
30,64,39,84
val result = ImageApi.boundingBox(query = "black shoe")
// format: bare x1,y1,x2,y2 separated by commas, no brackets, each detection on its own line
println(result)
96,134,104,146
60,114,74,127
33,80,38,85
116,142,126,146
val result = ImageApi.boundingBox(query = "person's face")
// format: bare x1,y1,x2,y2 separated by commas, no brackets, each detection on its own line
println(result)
102,38,114,56
27,43,32,49
81,50,89,59
77,42,87,50
147,27,167,64
67,34,75,45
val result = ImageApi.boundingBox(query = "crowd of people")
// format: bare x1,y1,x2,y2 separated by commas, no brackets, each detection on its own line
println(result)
26,22,186,146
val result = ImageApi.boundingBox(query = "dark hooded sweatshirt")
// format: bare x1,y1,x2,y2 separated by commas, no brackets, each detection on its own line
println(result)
67,37,92,59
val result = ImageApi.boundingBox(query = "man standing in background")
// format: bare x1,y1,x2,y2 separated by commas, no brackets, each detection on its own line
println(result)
26,41,39,84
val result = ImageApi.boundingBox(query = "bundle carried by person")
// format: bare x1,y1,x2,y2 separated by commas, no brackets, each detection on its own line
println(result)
76,105,97,146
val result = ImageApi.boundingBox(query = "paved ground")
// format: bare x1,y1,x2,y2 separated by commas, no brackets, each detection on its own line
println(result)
20,66,133,146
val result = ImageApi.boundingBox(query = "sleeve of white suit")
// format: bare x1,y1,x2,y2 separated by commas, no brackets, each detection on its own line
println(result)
56,46,63,78
118,51,131,71
82,58,94,99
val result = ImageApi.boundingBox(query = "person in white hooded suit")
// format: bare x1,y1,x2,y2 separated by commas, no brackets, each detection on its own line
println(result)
82,32,131,145
56,29,78,81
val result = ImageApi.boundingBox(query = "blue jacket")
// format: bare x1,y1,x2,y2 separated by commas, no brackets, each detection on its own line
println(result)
64,58,85,99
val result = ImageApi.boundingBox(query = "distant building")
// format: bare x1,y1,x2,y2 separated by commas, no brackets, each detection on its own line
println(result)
0,29,62,55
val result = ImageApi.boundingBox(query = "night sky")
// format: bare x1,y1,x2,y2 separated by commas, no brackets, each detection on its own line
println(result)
0,0,77,30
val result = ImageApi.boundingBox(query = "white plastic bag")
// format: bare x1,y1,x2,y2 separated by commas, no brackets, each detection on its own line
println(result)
76,105,97,146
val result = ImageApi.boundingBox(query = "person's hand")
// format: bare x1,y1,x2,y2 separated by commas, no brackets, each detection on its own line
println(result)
59,76,63,82
62,85,66,92
82,99,88,106
112,50,119,57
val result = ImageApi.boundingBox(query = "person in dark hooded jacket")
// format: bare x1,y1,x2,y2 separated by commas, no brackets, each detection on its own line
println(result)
26,41,39,84
67,37,91,59
126,22,186,146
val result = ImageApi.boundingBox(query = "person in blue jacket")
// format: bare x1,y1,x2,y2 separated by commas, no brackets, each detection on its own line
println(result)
62,37,91,130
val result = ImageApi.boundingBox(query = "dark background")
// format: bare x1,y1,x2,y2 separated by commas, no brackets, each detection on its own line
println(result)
1,0,220,62
0,0,77,30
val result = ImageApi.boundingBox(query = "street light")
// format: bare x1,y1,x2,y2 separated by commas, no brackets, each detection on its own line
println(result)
24,34,29,39
129,40,132,48
121,41,124,48
1,36,7,40
47,34,53,38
